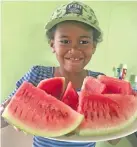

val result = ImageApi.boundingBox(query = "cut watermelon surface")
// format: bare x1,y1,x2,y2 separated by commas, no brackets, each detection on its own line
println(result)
97,75,132,94
2,81,84,137
61,82,79,111
37,77,65,99
76,91,137,136
81,76,106,94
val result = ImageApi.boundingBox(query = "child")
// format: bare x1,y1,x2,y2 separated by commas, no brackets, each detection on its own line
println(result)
1,1,121,147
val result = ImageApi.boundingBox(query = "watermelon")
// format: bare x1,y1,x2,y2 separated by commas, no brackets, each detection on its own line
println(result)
132,90,137,96
2,81,84,137
81,76,107,94
76,91,137,136
37,77,65,99
104,94,137,122
61,81,79,111
97,75,132,94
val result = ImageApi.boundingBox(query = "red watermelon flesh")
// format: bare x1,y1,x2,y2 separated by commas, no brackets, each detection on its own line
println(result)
76,91,137,136
97,75,132,94
37,77,65,99
81,76,107,94
104,94,137,122
61,82,79,111
132,90,137,96
2,81,84,137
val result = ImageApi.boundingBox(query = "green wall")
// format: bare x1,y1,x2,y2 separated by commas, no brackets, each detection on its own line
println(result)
1,1,137,100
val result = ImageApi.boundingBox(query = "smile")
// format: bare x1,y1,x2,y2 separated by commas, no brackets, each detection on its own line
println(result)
65,58,83,61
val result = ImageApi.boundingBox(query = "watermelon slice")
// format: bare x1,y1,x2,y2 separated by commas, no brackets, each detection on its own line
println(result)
97,75,132,94
61,81,79,111
104,94,137,122
76,91,137,136
37,77,65,99
81,76,107,94
2,81,84,137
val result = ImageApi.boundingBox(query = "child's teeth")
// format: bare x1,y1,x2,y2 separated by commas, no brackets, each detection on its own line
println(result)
70,58,79,60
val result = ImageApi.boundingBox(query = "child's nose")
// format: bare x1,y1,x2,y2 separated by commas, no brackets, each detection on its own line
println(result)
70,43,80,51
69,47,82,55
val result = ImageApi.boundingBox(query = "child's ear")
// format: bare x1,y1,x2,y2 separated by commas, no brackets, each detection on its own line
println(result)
93,42,97,54
50,40,55,53
93,48,96,54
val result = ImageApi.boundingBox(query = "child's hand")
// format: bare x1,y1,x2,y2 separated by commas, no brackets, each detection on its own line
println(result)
0,98,25,133
0,98,11,128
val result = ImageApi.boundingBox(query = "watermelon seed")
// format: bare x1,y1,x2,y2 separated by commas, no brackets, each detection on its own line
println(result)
51,115,54,120
57,110,64,118
101,105,106,119
13,106,18,113
42,109,47,117
46,115,49,121
17,89,26,97
23,91,29,97
63,112,68,118
97,111,99,118
84,111,88,119
90,112,94,120
93,100,97,110
103,111,106,119
19,109,23,117
109,103,119,118
109,111,113,119
32,114,39,122
32,115,35,122
20,89,25,94
24,93,32,103
39,104,43,109
47,104,52,110
51,109,56,114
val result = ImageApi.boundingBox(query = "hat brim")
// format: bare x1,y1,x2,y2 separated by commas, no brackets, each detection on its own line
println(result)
45,15,102,35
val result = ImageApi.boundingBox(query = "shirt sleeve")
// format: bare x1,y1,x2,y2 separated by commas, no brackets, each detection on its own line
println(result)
6,65,40,99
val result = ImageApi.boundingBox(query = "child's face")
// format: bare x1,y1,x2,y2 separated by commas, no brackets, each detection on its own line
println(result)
50,21,96,73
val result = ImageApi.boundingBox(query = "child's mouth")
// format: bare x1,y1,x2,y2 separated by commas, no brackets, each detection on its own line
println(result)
65,58,84,64
65,58,83,61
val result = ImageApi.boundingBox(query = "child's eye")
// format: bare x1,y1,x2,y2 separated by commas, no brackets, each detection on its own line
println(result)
60,40,71,44
79,40,89,44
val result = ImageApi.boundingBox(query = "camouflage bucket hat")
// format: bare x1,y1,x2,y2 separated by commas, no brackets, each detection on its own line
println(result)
45,1,103,42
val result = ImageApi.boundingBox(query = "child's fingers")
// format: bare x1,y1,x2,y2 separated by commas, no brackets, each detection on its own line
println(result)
23,131,28,135
13,126,21,132
1,98,11,109
13,126,28,135
0,105,5,114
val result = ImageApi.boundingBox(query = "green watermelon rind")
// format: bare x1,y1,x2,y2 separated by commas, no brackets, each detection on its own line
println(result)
2,107,84,137
75,111,137,136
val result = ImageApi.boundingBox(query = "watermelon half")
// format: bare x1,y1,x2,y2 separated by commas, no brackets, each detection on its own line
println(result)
76,91,137,136
37,77,65,99
2,81,84,137
97,75,132,94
